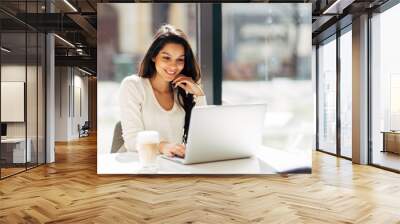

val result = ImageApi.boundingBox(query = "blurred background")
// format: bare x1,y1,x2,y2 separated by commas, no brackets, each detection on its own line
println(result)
97,3,312,158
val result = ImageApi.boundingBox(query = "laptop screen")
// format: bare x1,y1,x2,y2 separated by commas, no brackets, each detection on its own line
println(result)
1,123,7,137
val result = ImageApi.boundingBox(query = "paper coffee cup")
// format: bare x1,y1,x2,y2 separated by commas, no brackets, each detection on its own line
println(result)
136,131,160,168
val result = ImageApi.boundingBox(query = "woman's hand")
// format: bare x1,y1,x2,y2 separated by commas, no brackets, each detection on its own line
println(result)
172,75,204,97
159,141,186,157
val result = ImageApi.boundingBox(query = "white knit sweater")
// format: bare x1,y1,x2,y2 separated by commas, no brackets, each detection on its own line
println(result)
119,75,207,152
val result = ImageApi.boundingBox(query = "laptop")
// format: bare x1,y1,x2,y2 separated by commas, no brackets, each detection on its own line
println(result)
1,123,7,140
162,104,267,164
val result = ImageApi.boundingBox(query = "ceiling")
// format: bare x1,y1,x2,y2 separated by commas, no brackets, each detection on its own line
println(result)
0,0,392,75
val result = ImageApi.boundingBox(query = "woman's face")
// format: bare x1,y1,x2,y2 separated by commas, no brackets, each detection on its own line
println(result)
152,43,185,82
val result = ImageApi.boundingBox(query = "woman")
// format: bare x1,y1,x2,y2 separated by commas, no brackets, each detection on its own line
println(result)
119,24,206,157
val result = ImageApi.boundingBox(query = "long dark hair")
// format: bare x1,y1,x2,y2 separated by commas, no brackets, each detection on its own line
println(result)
138,24,201,143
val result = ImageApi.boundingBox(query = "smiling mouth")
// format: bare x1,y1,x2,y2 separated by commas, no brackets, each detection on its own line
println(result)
164,69,176,76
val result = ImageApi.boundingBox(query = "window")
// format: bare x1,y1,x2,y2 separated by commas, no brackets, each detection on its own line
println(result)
339,28,352,158
371,3,400,171
317,37,337,154
222,4,313,152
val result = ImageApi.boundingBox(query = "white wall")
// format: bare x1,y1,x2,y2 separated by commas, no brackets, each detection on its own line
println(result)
1,65,36,138
55,67,69,141
71,73,89,138
54,67,89,141
1,64,46,163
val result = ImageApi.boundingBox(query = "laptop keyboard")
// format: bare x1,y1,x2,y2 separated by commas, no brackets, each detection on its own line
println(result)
161,155,185,163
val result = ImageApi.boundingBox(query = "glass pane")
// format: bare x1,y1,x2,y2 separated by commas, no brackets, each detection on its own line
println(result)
26,0,39,169
38,32,45,164
97,3,198,154
222,4,313,154
371,4,400,171
317,37,337,154
27,31,38,169
1,30,27,177
312,46,317,151
340,29,352,158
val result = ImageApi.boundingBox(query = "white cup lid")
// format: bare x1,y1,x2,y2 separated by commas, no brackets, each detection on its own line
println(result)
136,131,160,144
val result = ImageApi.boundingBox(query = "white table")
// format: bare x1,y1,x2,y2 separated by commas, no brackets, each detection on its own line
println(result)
98,146,311,174
1,138,32,163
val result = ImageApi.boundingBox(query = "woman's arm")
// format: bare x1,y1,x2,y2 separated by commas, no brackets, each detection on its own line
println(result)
119,76,145,152
171,75,207,106
172,75,205,97
193,81,207,106
194,94,207,106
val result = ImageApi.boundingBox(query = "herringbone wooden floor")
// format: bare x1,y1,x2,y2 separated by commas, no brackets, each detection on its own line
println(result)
1,134,400,223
